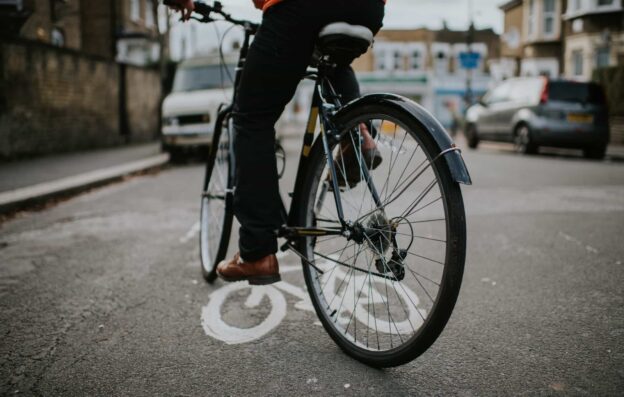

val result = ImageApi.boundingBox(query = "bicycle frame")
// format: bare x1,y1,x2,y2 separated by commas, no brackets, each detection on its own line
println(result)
203,4,471,272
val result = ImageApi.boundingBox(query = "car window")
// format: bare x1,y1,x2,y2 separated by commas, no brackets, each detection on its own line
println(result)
172,64,236,92
548,82,606,104
484,81,512,104
508,78,544,103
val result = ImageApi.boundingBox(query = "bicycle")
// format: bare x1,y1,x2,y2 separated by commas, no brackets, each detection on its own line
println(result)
170,0,472,367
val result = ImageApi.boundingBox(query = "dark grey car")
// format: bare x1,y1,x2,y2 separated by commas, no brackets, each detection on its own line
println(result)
465,77,610,159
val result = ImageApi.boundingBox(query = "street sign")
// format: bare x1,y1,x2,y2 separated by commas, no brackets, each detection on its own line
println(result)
459,52,481,70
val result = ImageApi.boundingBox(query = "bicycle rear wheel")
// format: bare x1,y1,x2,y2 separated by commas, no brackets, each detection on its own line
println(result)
200,117,234,283
298,104,466,367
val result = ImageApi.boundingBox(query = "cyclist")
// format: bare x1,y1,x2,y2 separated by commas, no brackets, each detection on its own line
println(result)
166,0,385,285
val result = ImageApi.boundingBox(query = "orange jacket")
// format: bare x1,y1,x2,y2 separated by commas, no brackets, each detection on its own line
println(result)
261,0,386,12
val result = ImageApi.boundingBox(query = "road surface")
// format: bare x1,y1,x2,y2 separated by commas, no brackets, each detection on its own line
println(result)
1,141,623,396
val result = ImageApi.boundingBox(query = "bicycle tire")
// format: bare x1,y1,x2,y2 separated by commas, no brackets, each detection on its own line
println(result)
297,103,466,367
199,116,234,283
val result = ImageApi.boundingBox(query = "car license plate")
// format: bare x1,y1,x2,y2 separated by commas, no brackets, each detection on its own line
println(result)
567,113,593,124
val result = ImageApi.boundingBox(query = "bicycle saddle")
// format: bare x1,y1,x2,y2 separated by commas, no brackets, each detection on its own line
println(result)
316,22,374,65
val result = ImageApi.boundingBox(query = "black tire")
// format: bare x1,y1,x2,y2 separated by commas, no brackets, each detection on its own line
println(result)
583,145,606,160
297,103,466,367
465,123,480,149
162,142,184,163
514,124,538,155
199,117,234,283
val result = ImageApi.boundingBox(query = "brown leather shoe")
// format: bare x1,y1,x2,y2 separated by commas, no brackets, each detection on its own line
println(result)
216,253,281,285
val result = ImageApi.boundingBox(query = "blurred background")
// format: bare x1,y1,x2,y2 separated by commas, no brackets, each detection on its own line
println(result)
0,0,622,161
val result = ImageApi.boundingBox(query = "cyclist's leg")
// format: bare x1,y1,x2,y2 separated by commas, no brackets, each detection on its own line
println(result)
232,0,384,261
232,2,319,262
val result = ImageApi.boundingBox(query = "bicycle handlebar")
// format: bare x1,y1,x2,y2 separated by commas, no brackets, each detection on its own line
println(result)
163,0,259,33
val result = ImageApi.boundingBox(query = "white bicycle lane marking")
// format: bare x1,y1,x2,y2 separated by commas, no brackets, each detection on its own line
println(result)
200,253,426,345
200,264,315,344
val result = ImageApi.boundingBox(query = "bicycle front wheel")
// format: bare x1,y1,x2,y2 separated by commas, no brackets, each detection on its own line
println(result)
199,117,234,283
298,104,466,367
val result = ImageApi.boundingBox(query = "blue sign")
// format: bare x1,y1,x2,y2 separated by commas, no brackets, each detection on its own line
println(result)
459,52,481,70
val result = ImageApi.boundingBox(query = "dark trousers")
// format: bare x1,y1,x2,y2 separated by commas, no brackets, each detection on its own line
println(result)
233,0,385,261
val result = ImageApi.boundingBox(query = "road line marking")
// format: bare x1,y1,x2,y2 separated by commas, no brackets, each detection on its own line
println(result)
180,222,200,244
559,231,599,254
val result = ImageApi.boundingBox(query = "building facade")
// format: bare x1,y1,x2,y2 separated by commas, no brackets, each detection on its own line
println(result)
349,27,500,128
521,0,567,77
563,0,624,81
493,0,524,80
494,0,623,81
1,0,163,66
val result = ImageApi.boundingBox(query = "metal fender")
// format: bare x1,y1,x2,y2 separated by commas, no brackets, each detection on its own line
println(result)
333,93,472,185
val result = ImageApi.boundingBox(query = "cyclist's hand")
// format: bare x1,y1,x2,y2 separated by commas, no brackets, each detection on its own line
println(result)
252,0,266,10
166,0,194,21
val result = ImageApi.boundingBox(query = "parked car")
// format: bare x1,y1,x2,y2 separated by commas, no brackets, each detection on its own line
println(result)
465,77,610,159
161,55,235,159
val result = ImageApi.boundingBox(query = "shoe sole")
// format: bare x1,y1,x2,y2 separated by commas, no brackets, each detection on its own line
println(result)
217,273,282,285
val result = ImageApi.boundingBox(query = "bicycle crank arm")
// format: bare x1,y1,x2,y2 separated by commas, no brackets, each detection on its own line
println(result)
278,226,343,239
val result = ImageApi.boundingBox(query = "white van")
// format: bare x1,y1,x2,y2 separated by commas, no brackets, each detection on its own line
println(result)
161,55,235,157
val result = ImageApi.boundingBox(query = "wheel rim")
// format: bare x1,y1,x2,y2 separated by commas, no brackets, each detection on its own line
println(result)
514,126,530,153
304,115,454,353
200,126,230,274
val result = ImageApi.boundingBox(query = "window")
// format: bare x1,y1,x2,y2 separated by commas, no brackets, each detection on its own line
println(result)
131,0,140,21
595,47,610,68
173,64,237,92
484,81,512,105
393,51,403,70
597,0,614,6
145,0,155,27
572,50,584,76
51,27,64,47
549,82,606,104
410,50,422,70
528,0,536,37
543,0,556,37
434,52,448,74
375,52,386,71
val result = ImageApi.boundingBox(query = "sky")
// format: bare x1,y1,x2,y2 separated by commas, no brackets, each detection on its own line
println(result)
169,0,507,59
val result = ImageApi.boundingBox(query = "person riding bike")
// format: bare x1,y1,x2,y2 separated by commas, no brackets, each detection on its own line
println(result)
166,0,385,285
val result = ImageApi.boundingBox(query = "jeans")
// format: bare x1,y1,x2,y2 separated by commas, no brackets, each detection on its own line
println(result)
232,0,385,261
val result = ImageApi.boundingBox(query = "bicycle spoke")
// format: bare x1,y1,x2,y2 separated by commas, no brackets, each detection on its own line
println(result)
303,113,460,356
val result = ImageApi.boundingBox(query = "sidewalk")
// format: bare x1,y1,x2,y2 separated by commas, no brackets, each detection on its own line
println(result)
0,143,168,214
607,144,624,160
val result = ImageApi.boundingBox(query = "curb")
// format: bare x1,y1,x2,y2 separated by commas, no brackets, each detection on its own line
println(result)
0,153,169,215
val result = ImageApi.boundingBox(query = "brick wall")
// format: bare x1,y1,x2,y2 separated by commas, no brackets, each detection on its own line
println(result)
124,64,161,142
0,39,161,160
80,0,115,59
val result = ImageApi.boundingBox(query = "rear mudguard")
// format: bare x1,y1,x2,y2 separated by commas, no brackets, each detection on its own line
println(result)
333,93,472,185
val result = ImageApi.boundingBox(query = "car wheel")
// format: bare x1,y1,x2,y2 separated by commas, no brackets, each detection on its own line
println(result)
514,124,538,155
583,145,606,160
465,124,480,149
162,142,185,163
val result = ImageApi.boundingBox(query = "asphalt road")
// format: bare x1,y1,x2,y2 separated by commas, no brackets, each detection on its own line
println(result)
1,140,623,396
